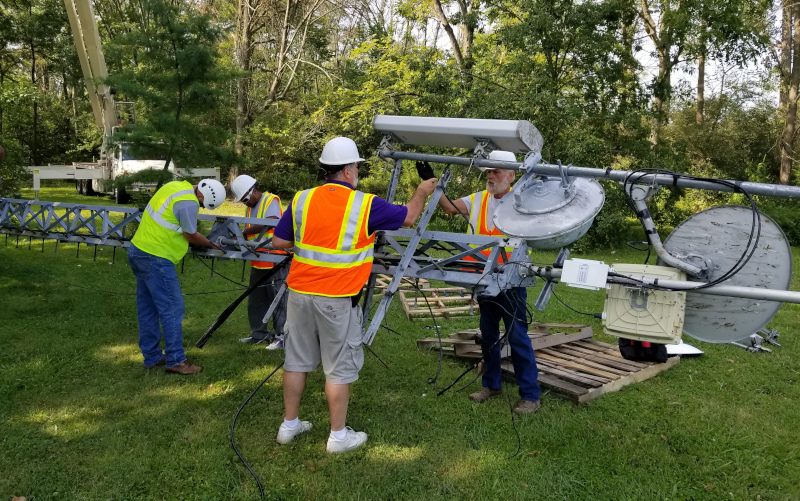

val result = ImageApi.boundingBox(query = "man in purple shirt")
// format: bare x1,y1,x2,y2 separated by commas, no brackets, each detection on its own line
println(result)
272,183,422,240
271,136,437,453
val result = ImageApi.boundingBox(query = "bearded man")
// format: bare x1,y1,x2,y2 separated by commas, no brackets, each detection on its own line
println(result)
437,150,541,415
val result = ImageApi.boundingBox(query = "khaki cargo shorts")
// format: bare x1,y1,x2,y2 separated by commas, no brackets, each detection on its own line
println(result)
284,290,364,384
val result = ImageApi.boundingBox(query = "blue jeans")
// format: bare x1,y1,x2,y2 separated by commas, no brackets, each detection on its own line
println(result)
127,244,186,368
478,287,541,402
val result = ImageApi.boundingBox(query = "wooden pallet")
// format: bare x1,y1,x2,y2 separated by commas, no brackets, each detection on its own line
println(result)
506,339,680,404
370,274,430,291
367,274,478,320
417,325,679,404
417,323,593,357
398,287,479,320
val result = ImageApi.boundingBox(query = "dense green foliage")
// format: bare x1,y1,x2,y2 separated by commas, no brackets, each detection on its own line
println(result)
104,0,241,174
0,0,794,240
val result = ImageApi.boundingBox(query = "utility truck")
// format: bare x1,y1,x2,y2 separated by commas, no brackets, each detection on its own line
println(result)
28,0,220,202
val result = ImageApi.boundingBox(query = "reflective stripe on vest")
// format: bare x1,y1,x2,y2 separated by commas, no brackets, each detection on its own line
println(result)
287,184,375,297
465,190,513,263
145,189,194,232
131,180,198,263
245,193,285,269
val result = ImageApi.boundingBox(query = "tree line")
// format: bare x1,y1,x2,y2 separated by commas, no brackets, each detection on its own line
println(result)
3,0,800,245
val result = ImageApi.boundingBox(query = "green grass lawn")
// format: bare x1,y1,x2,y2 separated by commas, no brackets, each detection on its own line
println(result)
2,187,800,500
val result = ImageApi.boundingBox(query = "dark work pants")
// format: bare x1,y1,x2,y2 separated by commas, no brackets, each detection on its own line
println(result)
247,264,289,340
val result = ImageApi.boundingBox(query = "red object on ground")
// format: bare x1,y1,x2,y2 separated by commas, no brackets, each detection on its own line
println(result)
0,145,5,161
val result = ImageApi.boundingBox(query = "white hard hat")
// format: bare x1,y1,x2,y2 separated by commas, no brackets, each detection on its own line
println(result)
197,179,226,210
231,174,257,202
319,137,365,166
479,150,517,172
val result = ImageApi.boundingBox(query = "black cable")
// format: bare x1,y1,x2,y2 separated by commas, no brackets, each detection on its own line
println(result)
621,168,761,290
364,343,389,369
550,289,598,317
488,262,536,324
196,257,292,348
454,369,482,393
626,240,651,265
188,258,288,294
400,277,446,391
436,290,528,397
444,192,475,235
230,361,284,501
196,256,248,287
380,323,402,336
435,285,525,458
503,382,522,460
438,262,534,397
499,287,524,459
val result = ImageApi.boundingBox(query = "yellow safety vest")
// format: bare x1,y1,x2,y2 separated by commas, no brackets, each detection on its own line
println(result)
246,192,288,269
132,180,198,263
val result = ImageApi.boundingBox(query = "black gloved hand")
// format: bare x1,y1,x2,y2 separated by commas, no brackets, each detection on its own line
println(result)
415,160,435,181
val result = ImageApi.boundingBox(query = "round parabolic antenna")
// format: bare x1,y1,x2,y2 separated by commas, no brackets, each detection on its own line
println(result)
658,205,792,343
494,176,605,249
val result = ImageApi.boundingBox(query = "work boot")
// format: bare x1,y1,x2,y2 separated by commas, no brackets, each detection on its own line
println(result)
276,420,313,444
165,360,202,375
326,427,367,454
513,399,542,415
468,387,502,403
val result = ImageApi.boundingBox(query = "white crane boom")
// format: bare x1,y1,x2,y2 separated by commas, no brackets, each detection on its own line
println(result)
26,0,222,200
63,0,117,145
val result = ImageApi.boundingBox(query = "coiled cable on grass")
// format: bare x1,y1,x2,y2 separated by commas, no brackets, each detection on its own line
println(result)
231,361,284,501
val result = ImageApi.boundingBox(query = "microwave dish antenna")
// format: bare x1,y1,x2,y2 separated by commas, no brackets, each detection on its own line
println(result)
658,205,792,343
494,161,605,249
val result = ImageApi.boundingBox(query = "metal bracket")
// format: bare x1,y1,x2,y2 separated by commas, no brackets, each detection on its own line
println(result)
730,333,772,353
472,138,494,158
627,287,649,309
261,283,288,324
534,247,569,311
758,327,781,347
377,132,396,152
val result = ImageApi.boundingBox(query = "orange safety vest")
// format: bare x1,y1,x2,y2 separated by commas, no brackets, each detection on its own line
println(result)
464,190,513,264
246,192,288,269
286,183,376,297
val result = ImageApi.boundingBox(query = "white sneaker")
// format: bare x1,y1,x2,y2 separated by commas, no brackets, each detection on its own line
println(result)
266,337,284,350
239,336,266,344
326,427,368,453
276,420,312,444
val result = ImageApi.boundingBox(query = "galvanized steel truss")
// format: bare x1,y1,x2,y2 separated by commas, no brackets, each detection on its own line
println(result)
7,146,800,348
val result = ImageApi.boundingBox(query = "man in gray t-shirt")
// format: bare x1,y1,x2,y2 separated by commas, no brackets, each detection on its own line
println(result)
231,176,291,349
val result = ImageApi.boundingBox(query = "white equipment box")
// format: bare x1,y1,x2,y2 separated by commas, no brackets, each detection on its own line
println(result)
603,263,687,345
561,258,610,290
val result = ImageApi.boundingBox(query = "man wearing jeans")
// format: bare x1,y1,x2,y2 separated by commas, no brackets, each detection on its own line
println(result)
437,150,541,414
271,137,438,453
128,179,225,375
